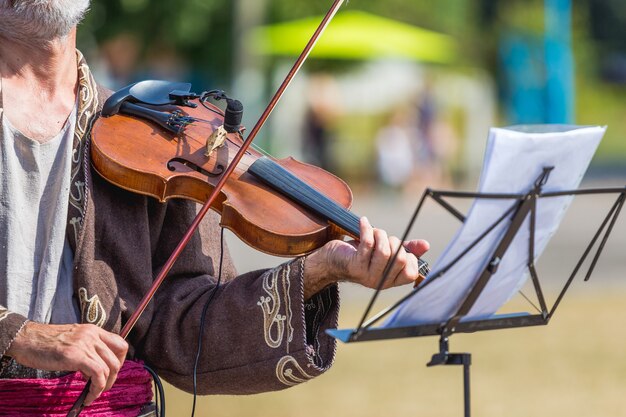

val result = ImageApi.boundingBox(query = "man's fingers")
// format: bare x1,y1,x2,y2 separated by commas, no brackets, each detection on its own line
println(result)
94,342,122,392
99,331,129,365
81,357,109,406
74,326,125,395
386,237,410,286
403,239,430,257
369,228,391,275
77,332,125,405
396,253,421,286
94,330,128,393
313,217,430,292
356,217,375,262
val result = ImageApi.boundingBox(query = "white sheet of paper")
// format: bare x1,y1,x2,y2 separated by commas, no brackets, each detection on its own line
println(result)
384,125,606,328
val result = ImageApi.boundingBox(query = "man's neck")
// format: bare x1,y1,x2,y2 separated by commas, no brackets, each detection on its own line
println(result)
0,30,79,141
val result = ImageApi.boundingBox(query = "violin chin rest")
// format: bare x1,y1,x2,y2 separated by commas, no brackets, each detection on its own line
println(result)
102,80,192,117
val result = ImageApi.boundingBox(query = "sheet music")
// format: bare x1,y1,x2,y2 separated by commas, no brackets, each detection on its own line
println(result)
384,125,606,328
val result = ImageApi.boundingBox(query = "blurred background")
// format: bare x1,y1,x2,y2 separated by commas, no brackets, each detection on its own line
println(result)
77,0,626,416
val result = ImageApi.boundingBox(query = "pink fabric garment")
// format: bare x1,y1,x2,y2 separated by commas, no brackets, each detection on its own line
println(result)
0,359,153,416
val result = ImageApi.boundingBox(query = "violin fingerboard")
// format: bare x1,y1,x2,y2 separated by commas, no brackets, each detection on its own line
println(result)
249,156,430,280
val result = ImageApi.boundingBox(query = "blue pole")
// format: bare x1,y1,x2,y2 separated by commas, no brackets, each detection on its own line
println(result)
545,0,574,123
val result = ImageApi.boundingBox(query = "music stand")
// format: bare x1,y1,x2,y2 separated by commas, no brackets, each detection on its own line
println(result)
327,168,625,417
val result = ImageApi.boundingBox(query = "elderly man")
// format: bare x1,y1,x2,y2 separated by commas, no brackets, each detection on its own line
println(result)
0,1,429,415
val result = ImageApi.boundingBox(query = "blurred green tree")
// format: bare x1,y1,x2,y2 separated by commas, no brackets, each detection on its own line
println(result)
79,0,233,85
77,0,625,165
78,0,476,85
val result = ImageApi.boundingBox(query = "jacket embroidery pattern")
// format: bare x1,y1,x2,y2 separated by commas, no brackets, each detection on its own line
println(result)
275,355,314,387
0,309,10,323
257,264,294,351
67,51,98,246
79,288,106,328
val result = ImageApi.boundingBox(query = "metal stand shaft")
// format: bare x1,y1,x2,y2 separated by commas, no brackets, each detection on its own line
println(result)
427,337,472,417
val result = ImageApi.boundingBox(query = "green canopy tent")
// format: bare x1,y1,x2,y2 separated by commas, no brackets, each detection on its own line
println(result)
248,10,457,63
238,10,460,167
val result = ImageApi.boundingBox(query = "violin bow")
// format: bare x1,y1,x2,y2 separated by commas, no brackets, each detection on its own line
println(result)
66,1,346,415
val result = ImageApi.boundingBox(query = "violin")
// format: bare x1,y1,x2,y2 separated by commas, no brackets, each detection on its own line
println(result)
91,80,429,275
92,83,355,256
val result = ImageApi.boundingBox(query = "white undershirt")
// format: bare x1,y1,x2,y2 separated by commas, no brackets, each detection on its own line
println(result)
0,85,79,324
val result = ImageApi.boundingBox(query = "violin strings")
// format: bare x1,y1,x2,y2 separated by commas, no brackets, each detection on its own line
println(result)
188,118,216,125
184,116,271,159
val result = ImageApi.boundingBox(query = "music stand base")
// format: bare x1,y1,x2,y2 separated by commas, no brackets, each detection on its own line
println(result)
427,337,472,417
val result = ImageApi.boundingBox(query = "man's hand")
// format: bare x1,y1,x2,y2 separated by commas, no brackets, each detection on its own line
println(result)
6,322,128,406
304,217,430,299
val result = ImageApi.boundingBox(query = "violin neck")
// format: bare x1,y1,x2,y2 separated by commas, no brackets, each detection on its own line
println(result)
249,157,361,237
248,157,429,277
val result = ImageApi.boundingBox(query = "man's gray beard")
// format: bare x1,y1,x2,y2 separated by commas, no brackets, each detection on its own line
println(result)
0,0,91,44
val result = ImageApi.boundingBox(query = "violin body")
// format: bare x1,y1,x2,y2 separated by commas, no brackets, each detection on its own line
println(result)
91,98,353,256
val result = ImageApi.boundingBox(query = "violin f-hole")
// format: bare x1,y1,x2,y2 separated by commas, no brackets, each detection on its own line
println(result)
167,157,224,177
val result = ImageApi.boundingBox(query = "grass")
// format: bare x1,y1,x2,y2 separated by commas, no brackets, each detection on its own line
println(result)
161,289,626,417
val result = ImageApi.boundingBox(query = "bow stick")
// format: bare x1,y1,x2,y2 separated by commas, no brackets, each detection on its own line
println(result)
66,1,346,415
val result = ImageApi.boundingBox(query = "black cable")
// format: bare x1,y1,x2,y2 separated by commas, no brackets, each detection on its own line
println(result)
143,363,166,417
190,227,225,417
200,98,226,117
199,90,227,117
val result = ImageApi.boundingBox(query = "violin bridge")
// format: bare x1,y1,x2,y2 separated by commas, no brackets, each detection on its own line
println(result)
205,126,228,156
